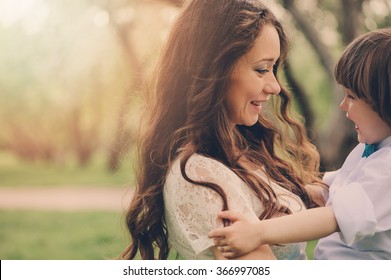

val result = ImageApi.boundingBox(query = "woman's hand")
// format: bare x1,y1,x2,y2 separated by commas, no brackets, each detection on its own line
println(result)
208,211,264,258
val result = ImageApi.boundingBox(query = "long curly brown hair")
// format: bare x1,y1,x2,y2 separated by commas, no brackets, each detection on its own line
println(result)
121,0,323,260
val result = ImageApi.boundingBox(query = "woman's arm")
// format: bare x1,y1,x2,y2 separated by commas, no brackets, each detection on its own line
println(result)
209,207,339,258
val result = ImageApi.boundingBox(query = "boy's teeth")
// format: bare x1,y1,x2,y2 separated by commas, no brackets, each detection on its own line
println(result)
251,101,260,106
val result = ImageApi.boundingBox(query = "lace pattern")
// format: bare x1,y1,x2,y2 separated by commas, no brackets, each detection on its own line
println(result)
163,153,307,259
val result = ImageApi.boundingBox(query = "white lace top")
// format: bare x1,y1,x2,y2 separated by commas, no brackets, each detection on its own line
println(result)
163,153,308,259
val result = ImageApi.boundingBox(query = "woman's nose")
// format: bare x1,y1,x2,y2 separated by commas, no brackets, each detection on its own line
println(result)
264,73,281,95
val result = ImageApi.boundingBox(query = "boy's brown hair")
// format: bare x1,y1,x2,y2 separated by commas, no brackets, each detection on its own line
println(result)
335,28,391,127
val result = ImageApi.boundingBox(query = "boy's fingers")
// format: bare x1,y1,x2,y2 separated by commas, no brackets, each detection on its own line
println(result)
221,249,237,259
208,228,225,238
217,245,232,253
208,229,217,238
213,238,227,246
217,210,241,222
222,252,235,258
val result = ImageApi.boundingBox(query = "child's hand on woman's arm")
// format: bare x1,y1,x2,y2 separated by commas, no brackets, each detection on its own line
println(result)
208,211,264,258
209,206,339,259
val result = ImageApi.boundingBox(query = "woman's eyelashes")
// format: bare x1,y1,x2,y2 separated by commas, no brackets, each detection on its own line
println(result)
255,68,269,75
255,64,275,75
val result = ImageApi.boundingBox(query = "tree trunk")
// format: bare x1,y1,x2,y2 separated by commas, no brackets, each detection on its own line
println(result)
108,19,144,171
282,0,365,170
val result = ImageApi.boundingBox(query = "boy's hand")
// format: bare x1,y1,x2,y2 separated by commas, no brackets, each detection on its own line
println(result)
208,210,263,258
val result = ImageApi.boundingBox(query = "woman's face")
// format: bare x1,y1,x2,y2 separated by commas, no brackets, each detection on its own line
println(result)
340,89,391,144
226,24,281,128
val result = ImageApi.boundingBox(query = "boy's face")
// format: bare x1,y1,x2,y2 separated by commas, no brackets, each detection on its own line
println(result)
340,88,391,144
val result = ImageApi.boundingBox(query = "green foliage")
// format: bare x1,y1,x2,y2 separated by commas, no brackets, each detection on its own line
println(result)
288,32,334,126
0,0,136,164
1,0,389,167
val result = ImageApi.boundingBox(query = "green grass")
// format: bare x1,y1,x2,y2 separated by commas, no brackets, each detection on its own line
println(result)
0,210,318,260
306,240,318,260
0,210,128,259
0,150,135,187
0,151,318,260
0,210,181,260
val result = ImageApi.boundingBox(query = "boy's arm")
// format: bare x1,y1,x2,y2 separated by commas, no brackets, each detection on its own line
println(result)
209,206,338,258
260,206,338,244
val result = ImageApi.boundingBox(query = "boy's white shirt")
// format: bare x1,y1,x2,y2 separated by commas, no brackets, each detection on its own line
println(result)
315,136,391,259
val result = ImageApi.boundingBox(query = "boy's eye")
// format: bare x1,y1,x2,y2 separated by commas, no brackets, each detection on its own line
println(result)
344,89,356,99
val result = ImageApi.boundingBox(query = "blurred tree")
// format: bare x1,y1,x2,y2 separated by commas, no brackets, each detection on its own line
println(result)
105,0,178,171
0,0,388,172
280,0,368,170
0,0,132,166
285,0,389,169
106,3,143,171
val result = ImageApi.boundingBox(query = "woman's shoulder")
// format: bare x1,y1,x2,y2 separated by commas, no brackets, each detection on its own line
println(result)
165,152,244,192
186,153,226,166
169,153,234,178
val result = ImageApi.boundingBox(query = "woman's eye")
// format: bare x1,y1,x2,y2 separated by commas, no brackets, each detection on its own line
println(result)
255,68,269,75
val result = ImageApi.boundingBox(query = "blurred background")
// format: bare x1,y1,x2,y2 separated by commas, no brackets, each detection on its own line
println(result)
0,0,390,259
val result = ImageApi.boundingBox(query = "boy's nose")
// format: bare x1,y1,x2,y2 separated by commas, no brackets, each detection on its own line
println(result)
339,97,347,111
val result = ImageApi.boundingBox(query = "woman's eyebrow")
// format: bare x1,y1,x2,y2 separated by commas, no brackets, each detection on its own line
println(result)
252,57,277,64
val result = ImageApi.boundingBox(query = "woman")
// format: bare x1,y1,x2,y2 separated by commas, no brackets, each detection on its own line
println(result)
121,0,324,260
